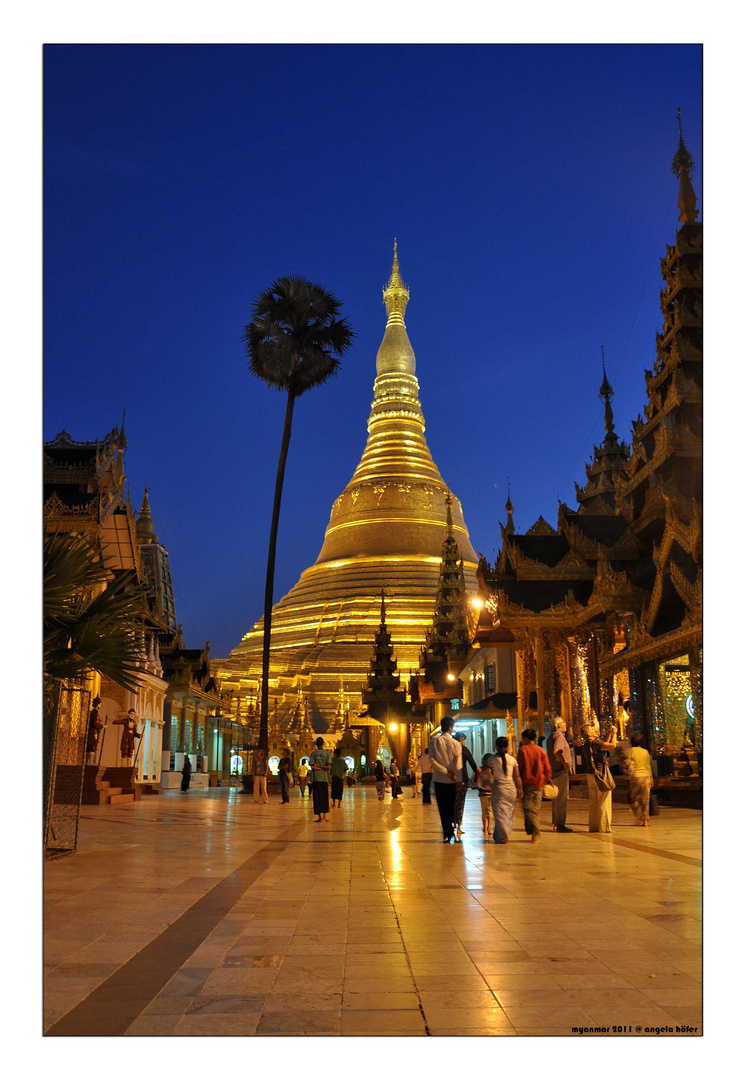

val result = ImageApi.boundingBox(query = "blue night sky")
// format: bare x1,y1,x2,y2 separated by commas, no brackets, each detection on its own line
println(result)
43,44,703,659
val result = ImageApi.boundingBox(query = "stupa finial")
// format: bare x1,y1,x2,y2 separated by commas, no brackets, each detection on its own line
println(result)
383,239,409,326
505,477,515,536
599,346,615,438
671,107,698,223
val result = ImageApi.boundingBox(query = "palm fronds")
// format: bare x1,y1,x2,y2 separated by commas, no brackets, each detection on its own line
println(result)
244,276,354,397
44,531,148,691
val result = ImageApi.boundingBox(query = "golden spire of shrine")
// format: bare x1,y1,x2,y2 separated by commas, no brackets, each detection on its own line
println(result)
218,246,479,736
446,490,454,536
672,107,698,224
382,239,410,327
599,346,615,439
505,477,515,536
136,486,157,541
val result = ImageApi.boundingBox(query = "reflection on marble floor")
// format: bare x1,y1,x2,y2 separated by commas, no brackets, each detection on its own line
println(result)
44,785,702,1036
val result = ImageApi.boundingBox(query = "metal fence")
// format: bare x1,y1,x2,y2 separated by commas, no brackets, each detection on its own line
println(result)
43,680,91,858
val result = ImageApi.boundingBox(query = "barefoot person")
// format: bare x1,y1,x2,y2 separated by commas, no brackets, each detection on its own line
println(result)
546,717,573,833
490,737,523,844
628,734,654,827
517,729,552,843
309,737,331,822
330,747,348,807
579,720,618,833
428,716,462,843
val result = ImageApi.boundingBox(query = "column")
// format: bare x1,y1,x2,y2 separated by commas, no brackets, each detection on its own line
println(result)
535,633,545,743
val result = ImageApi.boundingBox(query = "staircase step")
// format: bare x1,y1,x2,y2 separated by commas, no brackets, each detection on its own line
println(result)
109,793,134,805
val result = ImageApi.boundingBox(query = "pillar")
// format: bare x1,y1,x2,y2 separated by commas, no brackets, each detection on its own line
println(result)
535,633,546,743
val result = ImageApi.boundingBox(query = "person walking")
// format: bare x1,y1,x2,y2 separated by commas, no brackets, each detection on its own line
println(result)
252,748,269,804
278,747,293,805
579,720,618,833
330,747,348,807
489,736,522,844
297,757,310,798
410,754,421,798
180,755,192,793
476,754,494,838
420,749,433,805
546,717,574,833
428,716,463,843
517,729,552,843
309,737,331,822
452,732,478,837
390,758,401,798
374,758,388,800
628,734,654,826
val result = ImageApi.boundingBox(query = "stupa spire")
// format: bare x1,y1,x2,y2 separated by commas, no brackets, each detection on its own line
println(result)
599,346,615,439
383,239,410,327
505,477,515,536
672,107,698,224
136,485,157,542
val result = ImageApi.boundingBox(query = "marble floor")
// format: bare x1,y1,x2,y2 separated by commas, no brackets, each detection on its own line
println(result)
43,784,702,1037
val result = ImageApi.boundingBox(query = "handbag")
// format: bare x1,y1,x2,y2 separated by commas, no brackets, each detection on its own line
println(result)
593,761,616,791
542,782,559,800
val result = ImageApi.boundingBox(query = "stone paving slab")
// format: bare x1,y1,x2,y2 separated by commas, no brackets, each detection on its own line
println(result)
43,785,702,1037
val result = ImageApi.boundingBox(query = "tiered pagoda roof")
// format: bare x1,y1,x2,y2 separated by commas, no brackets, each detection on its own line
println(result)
479,117,702,669
361,591,409,721
419,494,472,694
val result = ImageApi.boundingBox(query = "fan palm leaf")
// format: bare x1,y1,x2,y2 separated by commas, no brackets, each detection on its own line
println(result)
44,531,148,692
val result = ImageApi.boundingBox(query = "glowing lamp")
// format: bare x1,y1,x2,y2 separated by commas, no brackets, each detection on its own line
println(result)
388,723,399,733
447,674,455,682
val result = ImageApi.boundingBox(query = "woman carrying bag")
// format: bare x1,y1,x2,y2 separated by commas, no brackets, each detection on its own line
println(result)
579,719,617,833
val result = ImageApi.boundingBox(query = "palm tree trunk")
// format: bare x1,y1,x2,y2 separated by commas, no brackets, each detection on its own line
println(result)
259,392,296,752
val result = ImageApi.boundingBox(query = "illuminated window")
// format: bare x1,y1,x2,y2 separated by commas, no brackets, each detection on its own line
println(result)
450,699,461,711
485,665,496,693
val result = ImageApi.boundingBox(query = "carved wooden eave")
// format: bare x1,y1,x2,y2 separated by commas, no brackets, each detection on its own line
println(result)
669,563,703,625
653,416,701,461
586,562,648,620
526,515,557,536
577,494,618,516
554,549,593,574
600,620,701,678
44,490,97,522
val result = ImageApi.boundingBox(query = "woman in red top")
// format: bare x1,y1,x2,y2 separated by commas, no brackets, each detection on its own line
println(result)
517,729,552,843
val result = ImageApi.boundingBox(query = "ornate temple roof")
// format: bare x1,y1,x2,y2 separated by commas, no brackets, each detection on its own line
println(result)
480,116,702,663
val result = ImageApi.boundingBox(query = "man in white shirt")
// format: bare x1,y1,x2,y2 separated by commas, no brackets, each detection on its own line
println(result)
428,716,463,843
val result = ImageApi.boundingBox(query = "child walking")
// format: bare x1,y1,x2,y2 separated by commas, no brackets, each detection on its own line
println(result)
477,754,494,839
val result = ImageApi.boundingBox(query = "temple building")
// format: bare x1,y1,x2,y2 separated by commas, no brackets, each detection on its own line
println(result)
44,423,240,792
214,245,479,736
44,422,169,794
474,119,702,793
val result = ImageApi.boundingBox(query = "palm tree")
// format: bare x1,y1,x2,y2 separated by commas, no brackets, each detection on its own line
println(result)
43,530,150,844
244,276,354,751
44,530,148,691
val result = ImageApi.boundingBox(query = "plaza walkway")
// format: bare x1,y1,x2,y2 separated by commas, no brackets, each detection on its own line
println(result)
43,783,702,1037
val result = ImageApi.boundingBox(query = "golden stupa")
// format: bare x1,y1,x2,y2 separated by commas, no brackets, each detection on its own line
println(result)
215,245,479,731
